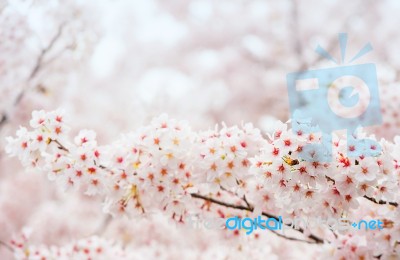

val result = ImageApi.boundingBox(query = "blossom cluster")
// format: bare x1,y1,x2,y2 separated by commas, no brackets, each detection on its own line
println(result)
250,121,399,219
8,223,289,260
5,110,400,258
10,229,130,260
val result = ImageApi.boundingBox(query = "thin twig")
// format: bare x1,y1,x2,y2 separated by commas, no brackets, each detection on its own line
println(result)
242,195,251,209
0,114,7,127
50,139,69,152
291,0,302,59
27,22,66,81
93,215,112,235
0,23,66,131
13,23,66,105
0,240,14,253
42,43,76,68
267,228,317,244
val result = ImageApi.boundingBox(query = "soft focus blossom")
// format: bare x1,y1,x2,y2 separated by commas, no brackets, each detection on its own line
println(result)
2,1,400,259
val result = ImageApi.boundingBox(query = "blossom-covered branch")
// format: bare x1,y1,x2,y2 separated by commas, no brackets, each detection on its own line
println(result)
5,110,400,259
8,229,131,260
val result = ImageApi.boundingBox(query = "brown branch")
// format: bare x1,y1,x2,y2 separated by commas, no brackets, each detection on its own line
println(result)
0,240,14,253
27,22,66,81
242,194,252,209
364,196,398,207
267,228,318,244
42,43,76,68
0,23,66,132
13,23,66,105
0,114,7,129
50,139,69,152
190,193,324,244
325,176,335,184
220,183,252,210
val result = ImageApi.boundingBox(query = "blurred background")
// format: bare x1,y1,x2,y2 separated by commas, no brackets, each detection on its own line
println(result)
1,0,400,259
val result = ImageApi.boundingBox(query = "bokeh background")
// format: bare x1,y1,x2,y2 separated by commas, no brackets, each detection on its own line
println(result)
1,0,400,259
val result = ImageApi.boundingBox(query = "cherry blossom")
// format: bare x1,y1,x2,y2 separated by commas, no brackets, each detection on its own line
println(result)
4,109,400,258
2,1,400,259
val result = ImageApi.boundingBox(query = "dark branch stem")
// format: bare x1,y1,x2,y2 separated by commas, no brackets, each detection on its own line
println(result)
0,114,7,129
0,240,14,253
364,196,398,207
28,22,66,81
242,194,252,209
190,193,324,244
14,23,66,107
267,228,318,244
50,139,69,152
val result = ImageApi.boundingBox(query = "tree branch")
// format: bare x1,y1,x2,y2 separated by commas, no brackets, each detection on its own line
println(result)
364,195,398,207
190,193,324,244
27,22,66,81
0,114,7,128
93,215,112,236
267,228,318,244
291,0,302,59
50,139,69,152
327,176,398,207
0,23,66,132
0,240,13,253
